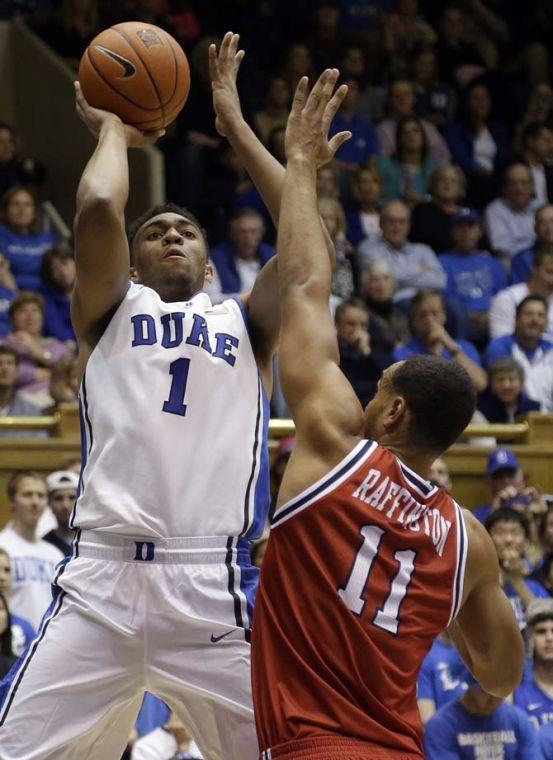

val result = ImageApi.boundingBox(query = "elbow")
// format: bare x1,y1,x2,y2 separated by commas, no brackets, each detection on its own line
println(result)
75,194,123,229
472,638,525,698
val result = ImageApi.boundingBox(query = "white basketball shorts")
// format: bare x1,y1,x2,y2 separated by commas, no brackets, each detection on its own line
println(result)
0,531,258,760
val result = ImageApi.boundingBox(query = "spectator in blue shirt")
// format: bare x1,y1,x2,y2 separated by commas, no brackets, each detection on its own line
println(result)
514,599,553,730
440,207,507,348
485,508,549,629
511,203,553,285
39,245,76,345
0,251,16,338
209,208,275,296
0,547,36,657
418,633,468,726
424,675,540,760
478,358,541,424
0,187,58,291
484,295,553,411
539,723,553,759
328,77,380,177
377,116,439,205
394,290,487,391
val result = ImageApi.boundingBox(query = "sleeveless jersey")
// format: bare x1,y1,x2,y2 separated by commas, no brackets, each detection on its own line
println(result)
72,283,269,539
252,439,467,758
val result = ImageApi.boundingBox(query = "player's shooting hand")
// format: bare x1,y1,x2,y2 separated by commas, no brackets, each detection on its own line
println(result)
74,82,165,147
209,31,245,138
285,69,351,167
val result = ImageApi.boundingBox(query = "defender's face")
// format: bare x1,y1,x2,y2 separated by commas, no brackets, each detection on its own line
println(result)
363,365,400,440
133,213,209,292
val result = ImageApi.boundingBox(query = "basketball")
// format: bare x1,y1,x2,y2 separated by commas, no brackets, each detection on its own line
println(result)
78,22,190,132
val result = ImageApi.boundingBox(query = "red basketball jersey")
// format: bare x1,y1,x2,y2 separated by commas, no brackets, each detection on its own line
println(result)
252,439,467,758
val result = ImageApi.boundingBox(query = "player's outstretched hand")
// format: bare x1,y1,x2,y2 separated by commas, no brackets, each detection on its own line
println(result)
209,31,245,138
285,69,351,167
74,82,165,148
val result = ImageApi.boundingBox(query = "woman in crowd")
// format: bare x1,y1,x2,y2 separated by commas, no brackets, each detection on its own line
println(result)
360,260,410,345
410,164,466,253
39,244,76,344
377,116,439,205
346,165,383,247
477,358,541,424
0,187,58,291
444,80,509,208
253,76,290,146
0,548,35,659
318,196,356,309
0,291,72,409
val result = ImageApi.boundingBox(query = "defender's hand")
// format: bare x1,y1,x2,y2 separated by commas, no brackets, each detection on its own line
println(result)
285,69,351,167
209,31,245,138
74,82,164,147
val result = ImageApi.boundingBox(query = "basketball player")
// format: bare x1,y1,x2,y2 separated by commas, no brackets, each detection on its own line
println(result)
0,36,335,760
251,72,524,759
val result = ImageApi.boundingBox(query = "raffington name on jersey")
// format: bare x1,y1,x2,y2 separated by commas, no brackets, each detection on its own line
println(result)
352,468,452,557
130,311,240,365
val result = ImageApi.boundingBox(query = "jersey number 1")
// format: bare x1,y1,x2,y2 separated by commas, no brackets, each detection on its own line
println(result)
163,358,190,416
338,525,416,635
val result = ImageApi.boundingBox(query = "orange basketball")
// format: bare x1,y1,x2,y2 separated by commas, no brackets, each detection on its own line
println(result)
78,22,190,131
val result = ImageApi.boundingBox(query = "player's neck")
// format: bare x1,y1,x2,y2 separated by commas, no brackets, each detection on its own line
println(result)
11,518,37,543
534,662,553,696
380,439,435,483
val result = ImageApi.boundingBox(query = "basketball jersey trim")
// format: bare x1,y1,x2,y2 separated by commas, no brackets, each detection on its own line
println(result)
397,460,438,500
447,501,468,625
70,376,92,529
271,440,377,528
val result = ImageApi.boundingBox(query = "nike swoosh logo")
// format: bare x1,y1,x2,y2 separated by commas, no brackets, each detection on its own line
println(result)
95,45,136,78
210,631,233,643
528,703,543,710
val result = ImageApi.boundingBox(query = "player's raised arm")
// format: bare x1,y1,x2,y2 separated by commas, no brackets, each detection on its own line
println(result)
71,83,162,345
448,510,524,698
209,35,338,386
277,71,363,449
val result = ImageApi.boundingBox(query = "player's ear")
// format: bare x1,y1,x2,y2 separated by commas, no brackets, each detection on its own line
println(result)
384,395,406,429
204,263,214,283
129,267,141,283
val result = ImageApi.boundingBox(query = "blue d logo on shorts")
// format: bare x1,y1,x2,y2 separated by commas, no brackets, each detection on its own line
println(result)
134,541,155,561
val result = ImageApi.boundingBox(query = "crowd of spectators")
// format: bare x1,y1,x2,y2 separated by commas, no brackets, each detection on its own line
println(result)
2,0,553,757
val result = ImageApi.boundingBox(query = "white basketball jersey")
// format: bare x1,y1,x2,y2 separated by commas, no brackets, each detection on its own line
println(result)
72,283,270,539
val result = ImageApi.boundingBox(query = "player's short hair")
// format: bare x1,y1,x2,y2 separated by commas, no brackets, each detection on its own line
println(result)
515,294,548,318
485,507,531,539
389,355,476,452
7,470,46,501
126,203,207,258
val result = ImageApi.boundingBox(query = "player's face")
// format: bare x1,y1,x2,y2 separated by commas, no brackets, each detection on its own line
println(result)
532,620,553,662
11,476,48,530
364,365,403,440
132,213,210,297
0,554,11,594
49,488,76,529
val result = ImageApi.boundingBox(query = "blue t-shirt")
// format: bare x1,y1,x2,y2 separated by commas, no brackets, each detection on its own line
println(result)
0,225,58,291
334,0,392,30
504,579,550,629
484,335,553,368
418,638,468,709
473,503,492,523
440,251,507,311
10,613,36,657
538,722,553,758
329,113,380,166
394,336,482,365
40,285,75,342
424,698,541,759
0,285,15,337
511,248,534,285
515,679,553,730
